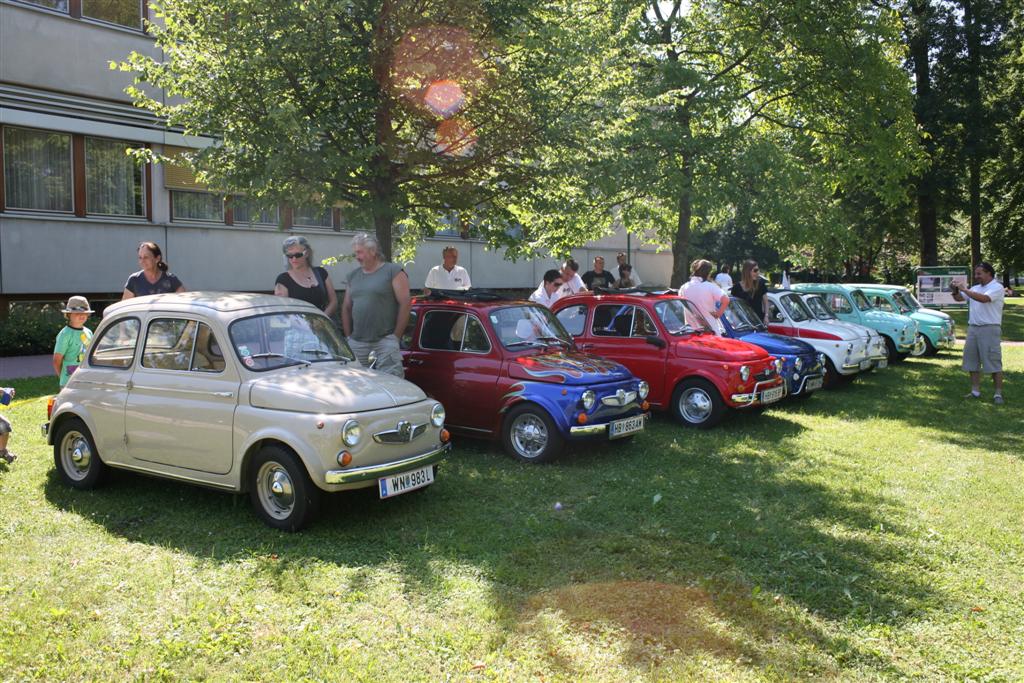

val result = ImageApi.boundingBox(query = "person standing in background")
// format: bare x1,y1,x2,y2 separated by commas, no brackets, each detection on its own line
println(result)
679,259,729,334
615,264,636,289
617,252,641,286
423,246,471,295
953,262,1005,404
529,269,565,308
53,296,94,387
731,259,769,324
582,256,616,290
273,236,338,317
122,242,185,299
559,259,588,296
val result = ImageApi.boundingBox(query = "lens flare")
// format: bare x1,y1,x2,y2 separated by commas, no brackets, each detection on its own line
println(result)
433,118,477,157
424,79,466,118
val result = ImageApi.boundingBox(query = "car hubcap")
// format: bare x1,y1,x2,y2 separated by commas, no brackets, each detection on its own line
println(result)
257,462,295,520
511,414,548,459
60,430,91,480
911,335,927,357
680,388,712,423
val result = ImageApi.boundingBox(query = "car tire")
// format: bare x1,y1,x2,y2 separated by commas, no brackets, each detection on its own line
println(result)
882,335,905,364
249,445,321,531
670,378,726,429
53,417,107,490
910,334,929,357
922,335,939,356
502,404,563,463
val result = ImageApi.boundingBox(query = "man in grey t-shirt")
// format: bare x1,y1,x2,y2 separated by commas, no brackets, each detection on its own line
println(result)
341,233,411,378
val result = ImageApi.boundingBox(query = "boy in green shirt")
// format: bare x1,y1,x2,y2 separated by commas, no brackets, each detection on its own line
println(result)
53,296,95,387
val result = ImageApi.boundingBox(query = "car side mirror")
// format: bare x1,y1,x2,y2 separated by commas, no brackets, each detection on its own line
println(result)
645,335,666,349
366,350,379,369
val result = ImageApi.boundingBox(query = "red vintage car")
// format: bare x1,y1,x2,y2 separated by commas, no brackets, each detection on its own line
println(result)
551,290,786,428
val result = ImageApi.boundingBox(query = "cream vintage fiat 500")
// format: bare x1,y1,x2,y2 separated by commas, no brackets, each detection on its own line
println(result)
43,293,450,531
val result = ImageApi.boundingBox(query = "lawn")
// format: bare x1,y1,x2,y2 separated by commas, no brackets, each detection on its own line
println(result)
1,349,1022,681
945,297,1024,341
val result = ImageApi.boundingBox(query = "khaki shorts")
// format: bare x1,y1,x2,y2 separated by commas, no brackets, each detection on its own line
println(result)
962,324,1002,373
347,335,404,378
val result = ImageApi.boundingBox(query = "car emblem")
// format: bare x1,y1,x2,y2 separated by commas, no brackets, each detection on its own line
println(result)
616,389,626,404
396,420,412,442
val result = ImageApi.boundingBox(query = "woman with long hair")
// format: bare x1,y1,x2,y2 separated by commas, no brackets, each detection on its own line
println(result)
122,242,185,299
273,236,338,317
730,259,768,323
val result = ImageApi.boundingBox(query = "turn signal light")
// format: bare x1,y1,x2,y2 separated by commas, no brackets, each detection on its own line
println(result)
641,401,650,411
440,429,451,443
337,451,352,467
46,396,55,419
577,412,588,424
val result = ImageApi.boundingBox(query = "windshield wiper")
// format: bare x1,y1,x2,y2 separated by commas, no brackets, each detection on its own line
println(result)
505,339,545,348
301,348,351,362
536,335,570,348
249,352,310,367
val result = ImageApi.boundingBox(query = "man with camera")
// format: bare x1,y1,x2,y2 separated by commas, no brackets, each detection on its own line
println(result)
952,262,1005,404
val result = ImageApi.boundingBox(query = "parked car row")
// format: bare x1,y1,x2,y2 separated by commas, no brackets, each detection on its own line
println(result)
42,283,951,530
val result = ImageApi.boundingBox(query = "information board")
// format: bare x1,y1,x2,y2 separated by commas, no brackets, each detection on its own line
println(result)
917,266,969,307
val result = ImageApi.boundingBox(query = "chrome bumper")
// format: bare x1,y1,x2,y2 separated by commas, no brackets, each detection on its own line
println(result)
569,413,649,437
792,372,825,394
731,380,786,406
325,442,450,485
898,337,926,354
940,334,956,348
41,422,49,439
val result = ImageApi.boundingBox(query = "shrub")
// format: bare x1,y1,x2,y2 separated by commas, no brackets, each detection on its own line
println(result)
0,306,71,356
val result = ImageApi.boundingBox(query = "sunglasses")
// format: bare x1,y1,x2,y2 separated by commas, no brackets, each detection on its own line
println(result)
553,281,565,287
286,251,306,259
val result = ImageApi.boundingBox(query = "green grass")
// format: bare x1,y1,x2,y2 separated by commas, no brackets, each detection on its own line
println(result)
1,350,1022,681
946,297,1024,341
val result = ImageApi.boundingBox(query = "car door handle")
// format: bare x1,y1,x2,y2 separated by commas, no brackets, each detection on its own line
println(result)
406,358,424,366
213,391,234,398
578,343,595,350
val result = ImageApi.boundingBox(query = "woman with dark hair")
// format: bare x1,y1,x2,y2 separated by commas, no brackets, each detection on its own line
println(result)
731,259,768,323
122,241,185,299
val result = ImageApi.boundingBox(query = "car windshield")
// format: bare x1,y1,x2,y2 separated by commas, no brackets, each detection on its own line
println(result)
780,293,812,322
654,298,713,335
723,298,763,332
229,312,354,371
851,289,874,312
490,305,572,349
803,295,837,320
893,291,920,311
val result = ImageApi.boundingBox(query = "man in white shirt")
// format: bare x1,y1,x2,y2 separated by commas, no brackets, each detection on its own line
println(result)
953,262,1005,403
679,258,729,335
423,246,471,295
617,252,641,286
529,269,565,308
558,259,588,297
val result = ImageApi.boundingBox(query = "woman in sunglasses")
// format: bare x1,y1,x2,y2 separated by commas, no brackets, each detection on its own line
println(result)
730,259,769,324
122,241,186,299
273,236,338,317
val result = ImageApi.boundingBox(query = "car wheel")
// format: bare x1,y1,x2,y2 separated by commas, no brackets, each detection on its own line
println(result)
670,378,726,429
502,404,563,463
53,417,107,489
249,445,321,531
922,335,939,356
910,334,929,357
882,335,904,363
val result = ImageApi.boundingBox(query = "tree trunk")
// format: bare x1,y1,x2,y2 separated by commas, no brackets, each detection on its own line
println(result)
370,175,397,262
671,107,693,289
910,0,939,266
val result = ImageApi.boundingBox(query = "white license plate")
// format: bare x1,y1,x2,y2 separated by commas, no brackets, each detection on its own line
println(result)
859,359,872,370
760,386,785,404
379,465,435,499
805,376,824,391
609,415,645,439
876,359,888,369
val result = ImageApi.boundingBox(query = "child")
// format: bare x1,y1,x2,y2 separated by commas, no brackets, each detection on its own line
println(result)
1,387,14,464
53,296,95,388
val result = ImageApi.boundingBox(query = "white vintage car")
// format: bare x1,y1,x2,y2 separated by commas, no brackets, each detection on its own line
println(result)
43,293,450,531
764,291,875,384
800,293,889,367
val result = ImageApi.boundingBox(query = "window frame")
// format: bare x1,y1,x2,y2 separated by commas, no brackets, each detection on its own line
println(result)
591,304,635,338
170,189,225,224
141,317,202,373
1,125,75,215
81,0,145,31
88,317,141,369
555,304,589,337
418,310,492,354
84,135,147,218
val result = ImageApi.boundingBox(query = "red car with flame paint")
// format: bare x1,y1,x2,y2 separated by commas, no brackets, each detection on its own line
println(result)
552,290,786,428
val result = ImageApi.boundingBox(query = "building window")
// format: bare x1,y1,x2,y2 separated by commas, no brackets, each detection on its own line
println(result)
233,197,279,227
171,191,224,222
2,127,73,212
17,0,69,11
85,137,145,217
82,0,143,29
293,204,332,229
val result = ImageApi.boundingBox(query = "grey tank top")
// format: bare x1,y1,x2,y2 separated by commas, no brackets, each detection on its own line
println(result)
346,262,404,342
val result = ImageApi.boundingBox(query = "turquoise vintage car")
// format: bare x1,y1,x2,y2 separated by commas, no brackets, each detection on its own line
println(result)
857,285,955,356
791,283,924,361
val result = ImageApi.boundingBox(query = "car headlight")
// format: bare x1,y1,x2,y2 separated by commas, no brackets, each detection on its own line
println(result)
342,419,361,447
430,402,446,427
581,389,596,411
638,381,650,400
794,357,803,371
774,358,783,374
846,342,854,353
740,365,751,381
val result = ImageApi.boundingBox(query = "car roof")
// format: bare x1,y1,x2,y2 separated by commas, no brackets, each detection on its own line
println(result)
558,288,679,305
104,291,319,317
412,289,534,311
791,283,853,293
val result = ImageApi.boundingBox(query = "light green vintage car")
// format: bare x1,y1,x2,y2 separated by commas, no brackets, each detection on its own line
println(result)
857,284,956,356
791,283,924,361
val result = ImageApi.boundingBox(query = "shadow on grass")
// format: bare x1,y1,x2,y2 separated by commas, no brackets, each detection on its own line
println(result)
41,405,930,678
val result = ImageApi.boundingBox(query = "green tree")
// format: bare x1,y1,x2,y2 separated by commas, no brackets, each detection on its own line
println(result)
123,0,625,260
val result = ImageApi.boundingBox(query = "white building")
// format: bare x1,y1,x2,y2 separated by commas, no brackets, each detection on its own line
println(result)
0,0,671,307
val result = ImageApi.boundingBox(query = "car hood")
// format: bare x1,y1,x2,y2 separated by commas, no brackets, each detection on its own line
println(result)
918,307,952,321
863,310,913,329
248,363,426,413
912,310,949,326
673,334,767,362
508,351,634,385
780,319,864,341
734,330,816,357
824,319,877,339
